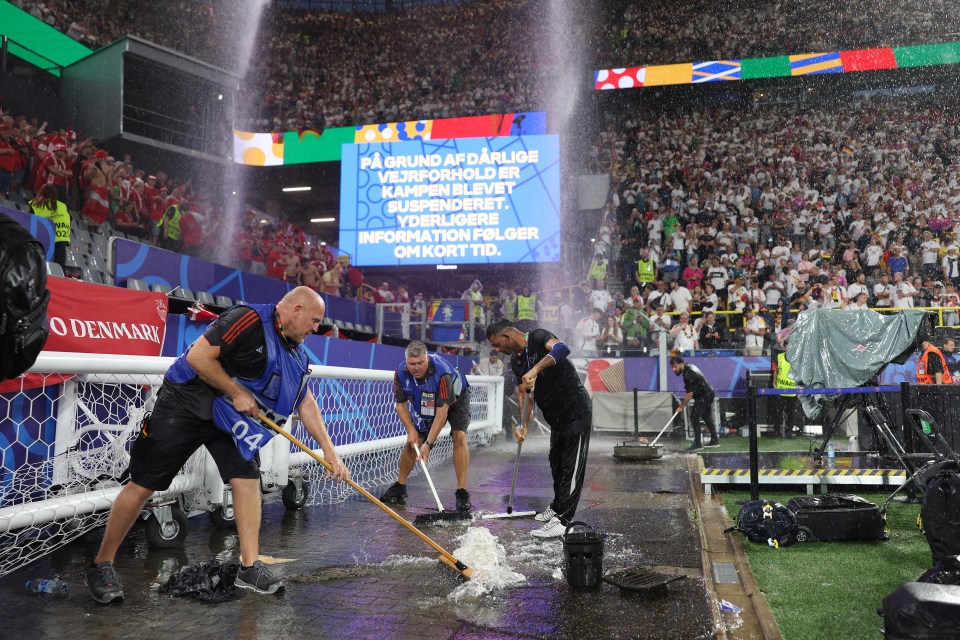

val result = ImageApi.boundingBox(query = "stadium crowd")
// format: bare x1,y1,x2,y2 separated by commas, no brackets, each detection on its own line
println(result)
596,0,960,67
10,0,542,130
10,0,960,347
14,0,960,132
0,107,368,299
577,95,960,355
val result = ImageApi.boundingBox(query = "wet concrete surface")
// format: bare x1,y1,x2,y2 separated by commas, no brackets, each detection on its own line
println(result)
0,435,717,640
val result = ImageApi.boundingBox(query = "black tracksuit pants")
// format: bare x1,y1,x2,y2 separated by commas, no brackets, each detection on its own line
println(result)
547,412,592,525
690,394,717,445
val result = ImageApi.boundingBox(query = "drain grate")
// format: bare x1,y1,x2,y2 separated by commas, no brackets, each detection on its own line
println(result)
602,567,687,593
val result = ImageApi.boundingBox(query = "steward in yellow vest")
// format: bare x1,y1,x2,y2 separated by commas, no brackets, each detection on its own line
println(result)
30,184,71,269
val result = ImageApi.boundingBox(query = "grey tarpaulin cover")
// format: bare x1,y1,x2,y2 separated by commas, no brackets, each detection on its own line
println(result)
785,308,926,417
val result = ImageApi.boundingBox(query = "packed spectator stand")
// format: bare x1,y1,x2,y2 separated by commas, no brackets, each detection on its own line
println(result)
8,0,960,359
594,0,960,67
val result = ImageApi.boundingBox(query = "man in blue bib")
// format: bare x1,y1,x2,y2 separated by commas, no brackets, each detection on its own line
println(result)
85,287,349,604
380,341,472,512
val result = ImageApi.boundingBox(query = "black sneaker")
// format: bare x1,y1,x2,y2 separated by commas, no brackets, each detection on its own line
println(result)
686,442,704,451
234,560,284,594
379,481,407,505
704,439,721,448
85,561,124,604
455,488,472,512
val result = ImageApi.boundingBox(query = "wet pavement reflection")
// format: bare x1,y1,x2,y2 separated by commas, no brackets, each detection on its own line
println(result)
1,436,715,640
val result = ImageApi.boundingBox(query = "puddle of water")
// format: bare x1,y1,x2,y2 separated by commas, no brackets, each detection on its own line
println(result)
381,554,437,568
289,565,381,583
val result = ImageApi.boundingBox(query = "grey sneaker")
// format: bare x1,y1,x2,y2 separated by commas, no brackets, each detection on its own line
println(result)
85,561,124,604
379,482,407,505
534,507,556,522
531,516,566,539
234,560,284,594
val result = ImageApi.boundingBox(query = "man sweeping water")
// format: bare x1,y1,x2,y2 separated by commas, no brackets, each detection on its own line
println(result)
485,318,592,539
379,341,473,512
85,287,350,604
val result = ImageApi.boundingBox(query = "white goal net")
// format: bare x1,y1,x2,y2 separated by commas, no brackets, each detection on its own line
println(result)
0,353,502,578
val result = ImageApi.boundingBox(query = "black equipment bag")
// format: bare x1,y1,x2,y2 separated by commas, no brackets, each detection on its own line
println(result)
0,213,49,381
724,499,799,548
787,494,887,543
919,556,960,587
921,465,960,563
902,411,960,563
881,582,960,640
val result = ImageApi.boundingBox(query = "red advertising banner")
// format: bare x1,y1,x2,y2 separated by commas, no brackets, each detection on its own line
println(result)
0,279,168,393
44,277,169,355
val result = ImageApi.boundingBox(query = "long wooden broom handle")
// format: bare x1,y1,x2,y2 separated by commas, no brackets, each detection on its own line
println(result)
258,412,472,577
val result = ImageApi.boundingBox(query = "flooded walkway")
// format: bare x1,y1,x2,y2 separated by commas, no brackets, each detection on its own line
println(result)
1,435,723,640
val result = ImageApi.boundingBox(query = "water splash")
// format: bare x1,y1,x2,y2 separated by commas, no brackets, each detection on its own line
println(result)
215,0,272,268
447,527,526,602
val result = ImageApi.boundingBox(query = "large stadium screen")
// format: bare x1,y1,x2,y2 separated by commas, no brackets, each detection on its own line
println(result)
339,134,560,267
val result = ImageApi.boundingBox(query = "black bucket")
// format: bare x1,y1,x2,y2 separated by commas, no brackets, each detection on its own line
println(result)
562,521,606,589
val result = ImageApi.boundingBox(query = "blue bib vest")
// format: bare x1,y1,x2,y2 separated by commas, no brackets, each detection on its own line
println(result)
396,354,468,433
166,304,309,460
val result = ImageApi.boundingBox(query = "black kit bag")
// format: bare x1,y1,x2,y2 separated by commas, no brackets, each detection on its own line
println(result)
725,499,799,548
787,494,887,543
0,212,49,381
921,465,960,564
881,582,960,640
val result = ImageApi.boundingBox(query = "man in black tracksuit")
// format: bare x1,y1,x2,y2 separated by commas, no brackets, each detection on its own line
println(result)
486,318,591,539
670,355,719,450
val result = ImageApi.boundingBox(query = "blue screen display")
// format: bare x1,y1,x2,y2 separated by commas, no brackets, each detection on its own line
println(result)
339,134,561,266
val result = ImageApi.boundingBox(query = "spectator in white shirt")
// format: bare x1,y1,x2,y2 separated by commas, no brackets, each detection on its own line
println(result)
863,237,884,268
873,274,894,308
702,283,719,313
648,305,672,347
669,280,692,314
762,272,784,307
892,272,917,308
846,272,869,303
921,230,941,280
743,308,767,356
647,280,672,312
846,292,870,310
728,276,749,313
473,352,505,377
821,275,847,309
669,312,698,355
943,245,960,285
575,308,603,357
589,280,614,315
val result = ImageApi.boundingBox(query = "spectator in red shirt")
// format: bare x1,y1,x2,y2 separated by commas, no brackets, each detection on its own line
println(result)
0,125,16,196
265,241,287,279
346,262,363,299
36,141,73,202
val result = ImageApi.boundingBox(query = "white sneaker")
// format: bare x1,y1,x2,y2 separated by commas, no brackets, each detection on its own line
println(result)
534,507,556,522
531,517,566,539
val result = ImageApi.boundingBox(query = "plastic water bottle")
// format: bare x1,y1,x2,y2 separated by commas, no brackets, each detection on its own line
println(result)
25,579,69,595
826,442,836,469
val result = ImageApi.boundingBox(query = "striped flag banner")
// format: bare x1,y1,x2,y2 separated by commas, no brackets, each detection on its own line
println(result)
692,60,742,83
789,52,843,75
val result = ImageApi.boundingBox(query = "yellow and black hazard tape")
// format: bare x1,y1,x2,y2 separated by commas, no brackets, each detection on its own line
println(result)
701,468,906,478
